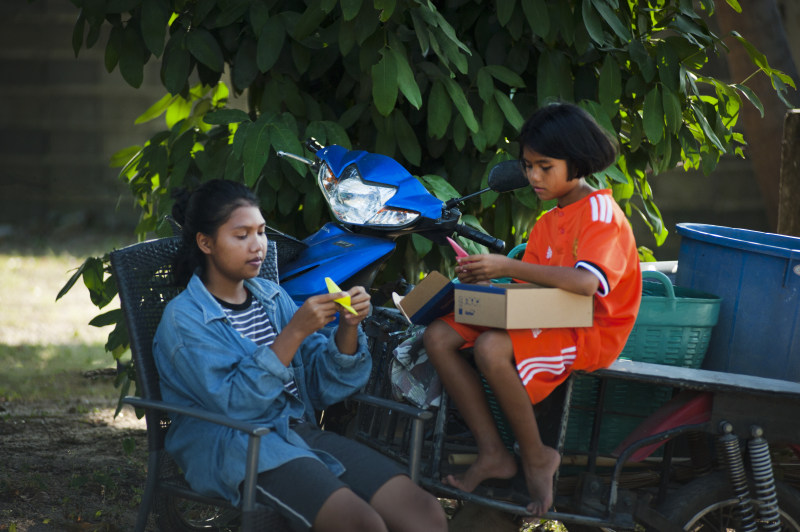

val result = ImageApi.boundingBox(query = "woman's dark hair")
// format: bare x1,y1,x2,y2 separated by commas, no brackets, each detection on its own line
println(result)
171,179,260,285
519,102,619,180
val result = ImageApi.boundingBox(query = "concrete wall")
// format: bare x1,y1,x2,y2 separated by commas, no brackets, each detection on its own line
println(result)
0,0,163,237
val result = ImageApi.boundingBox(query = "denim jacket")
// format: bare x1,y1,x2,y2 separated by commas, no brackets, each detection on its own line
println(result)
153,274,372,505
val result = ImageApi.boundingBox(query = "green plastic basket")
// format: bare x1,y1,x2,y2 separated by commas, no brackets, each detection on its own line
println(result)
620,270,721,368
565,375,674,454
565,270,721,454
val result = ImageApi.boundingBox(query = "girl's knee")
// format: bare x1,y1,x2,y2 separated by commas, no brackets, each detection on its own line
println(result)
422,320,462,354
473,331,513,374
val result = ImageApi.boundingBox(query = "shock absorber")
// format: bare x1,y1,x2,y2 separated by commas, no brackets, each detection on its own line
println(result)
717,421,758,532
748,425,781,531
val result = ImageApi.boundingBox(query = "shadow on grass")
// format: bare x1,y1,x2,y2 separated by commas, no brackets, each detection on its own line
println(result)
0,343,122,402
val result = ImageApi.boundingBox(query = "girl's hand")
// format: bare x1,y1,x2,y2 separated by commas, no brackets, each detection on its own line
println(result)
456,254,512,284
337,286,371,328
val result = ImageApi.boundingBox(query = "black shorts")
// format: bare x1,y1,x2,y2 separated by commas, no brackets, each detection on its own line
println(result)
253,423,406,531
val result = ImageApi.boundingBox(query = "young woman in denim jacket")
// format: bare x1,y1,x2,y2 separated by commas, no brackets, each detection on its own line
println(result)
153,180,446,532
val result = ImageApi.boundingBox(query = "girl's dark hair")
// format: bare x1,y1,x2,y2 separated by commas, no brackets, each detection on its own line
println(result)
171,179,260,285
519,102,619,180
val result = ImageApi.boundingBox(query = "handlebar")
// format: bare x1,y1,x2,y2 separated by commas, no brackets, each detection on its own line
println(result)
454,224,505,253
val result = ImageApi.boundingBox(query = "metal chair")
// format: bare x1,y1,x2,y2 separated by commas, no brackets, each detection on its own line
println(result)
111,236,287,531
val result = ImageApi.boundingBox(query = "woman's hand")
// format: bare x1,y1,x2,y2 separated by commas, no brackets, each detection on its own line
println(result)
337,286,371,327
334,286,370,355
455,254,513,284
291,292,345,335
272,292,346,366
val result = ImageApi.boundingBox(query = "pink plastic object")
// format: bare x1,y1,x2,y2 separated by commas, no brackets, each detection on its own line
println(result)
446,236,469,258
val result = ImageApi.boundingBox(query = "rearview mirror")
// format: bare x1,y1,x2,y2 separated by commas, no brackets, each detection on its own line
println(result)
488,160,528,193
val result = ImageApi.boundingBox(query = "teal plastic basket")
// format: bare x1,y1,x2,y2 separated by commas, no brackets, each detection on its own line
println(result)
620,270,721,368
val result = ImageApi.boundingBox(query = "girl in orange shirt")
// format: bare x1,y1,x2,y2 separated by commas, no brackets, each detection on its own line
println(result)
423,102,642,516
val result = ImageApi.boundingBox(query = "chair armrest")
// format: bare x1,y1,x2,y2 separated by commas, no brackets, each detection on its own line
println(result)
123,396,270,437
350,393,434,421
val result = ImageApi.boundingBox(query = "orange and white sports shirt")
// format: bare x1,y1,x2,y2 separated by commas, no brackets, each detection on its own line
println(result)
520,188,642,370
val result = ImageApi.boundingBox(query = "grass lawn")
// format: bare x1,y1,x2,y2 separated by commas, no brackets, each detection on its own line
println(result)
0,232,133,402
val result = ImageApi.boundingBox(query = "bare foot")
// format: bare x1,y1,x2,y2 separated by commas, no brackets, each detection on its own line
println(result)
521,445,561,516
443,448,517,493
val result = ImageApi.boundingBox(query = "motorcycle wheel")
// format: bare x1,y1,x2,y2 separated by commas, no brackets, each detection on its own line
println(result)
155,495,239,531
658,472,800,531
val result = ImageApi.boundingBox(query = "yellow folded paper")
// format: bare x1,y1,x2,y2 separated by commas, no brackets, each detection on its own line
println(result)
324,277,358,315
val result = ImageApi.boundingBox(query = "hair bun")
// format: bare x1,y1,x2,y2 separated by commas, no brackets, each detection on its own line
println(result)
171,187,192,225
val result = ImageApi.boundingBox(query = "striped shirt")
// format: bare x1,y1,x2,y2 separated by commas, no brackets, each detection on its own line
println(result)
216,291,301,400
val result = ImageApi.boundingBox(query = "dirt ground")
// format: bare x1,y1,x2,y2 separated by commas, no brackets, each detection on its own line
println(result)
0,391,149,531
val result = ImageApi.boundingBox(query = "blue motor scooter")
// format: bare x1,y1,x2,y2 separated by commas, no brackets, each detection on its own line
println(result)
273,138,528,306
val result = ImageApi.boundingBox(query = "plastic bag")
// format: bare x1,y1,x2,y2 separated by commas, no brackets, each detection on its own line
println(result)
390,326,442,409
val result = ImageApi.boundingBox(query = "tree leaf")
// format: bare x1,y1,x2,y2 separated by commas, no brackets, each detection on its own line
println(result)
420,173,461,200
411,233,433,258
477,68,494,103
249,1,270,34
243,114,273,186
394,112,421,166
628,39,655,82
104,23,122,72
656,41,681,93
257,16,286,72
187,27,224,72
443,78,479,132
89,309,123,328
204,108,250,125
141,0,168,56
232,38,258,92
485,64,525,88
428,80,451,139
521,0,549,37
690,103,724,151
72,9,86,57
390,48,422,109
372,50,398,116
294,1,328,40
119,25,145,88
496,0,515,27
135,93,175,124
724,0,742,13
110,145,142,168
374,0,396,21
493,89,524,131
734,83,764,117
581,0,605,45
341,0,363,21
598,54,621,117
643,86,664,144
590,0,630,41
162,33,191,95
661,86,683,134
482,98,504,147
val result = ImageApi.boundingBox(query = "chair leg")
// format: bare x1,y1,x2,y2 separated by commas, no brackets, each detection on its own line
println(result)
134,451,161,532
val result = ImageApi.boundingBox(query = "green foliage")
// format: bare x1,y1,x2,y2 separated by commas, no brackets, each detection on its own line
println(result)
62,0,793,406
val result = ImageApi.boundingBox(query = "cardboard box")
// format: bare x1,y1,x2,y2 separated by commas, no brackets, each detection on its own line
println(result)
454,283,593,329
392,271,455,325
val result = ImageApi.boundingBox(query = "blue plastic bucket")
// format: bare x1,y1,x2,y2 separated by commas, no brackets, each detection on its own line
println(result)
676,223,800,381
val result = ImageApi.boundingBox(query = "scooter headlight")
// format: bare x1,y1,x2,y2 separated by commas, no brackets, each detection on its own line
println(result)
318,162,420,226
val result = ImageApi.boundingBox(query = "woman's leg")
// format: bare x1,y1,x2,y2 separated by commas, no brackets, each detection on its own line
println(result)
472,330,560,516
255,456,386,532
299,426,446,531
370,475,448,532
422,320,517,491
